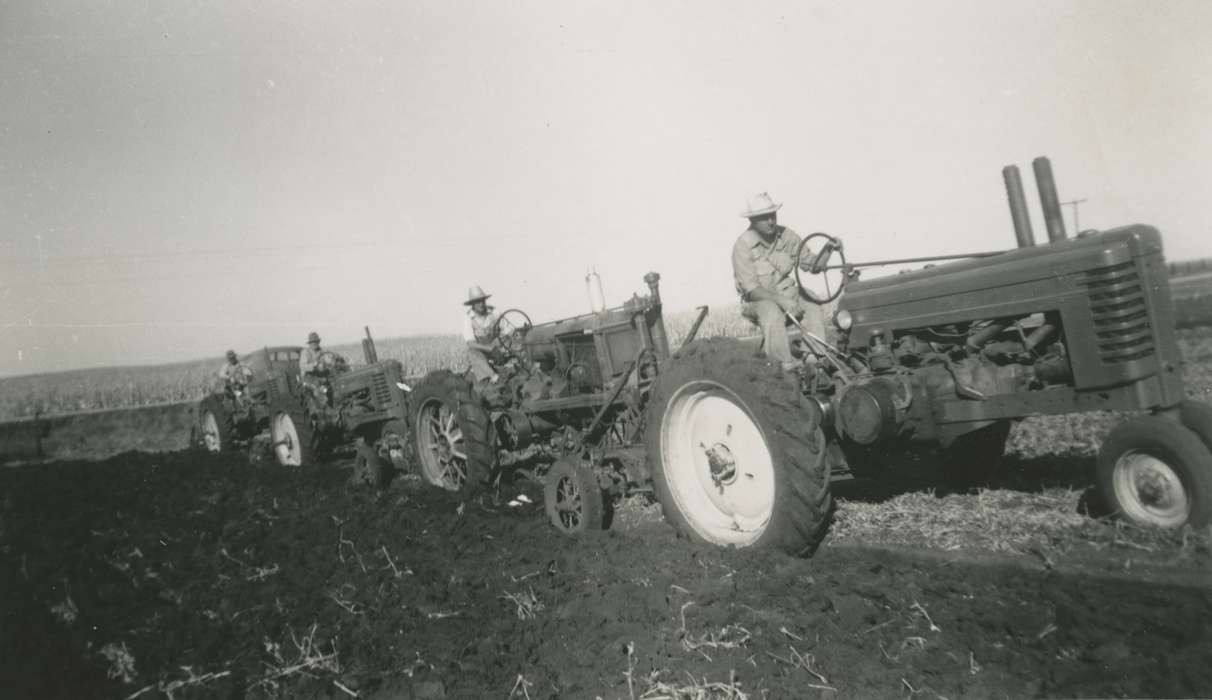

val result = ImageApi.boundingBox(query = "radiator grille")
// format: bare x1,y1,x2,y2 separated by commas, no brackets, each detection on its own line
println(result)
1082,262,1154,364
371,371,393,408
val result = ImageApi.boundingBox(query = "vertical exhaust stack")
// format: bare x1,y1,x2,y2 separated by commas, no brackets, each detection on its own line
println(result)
1032,156,1067,242
1002,164,1036,248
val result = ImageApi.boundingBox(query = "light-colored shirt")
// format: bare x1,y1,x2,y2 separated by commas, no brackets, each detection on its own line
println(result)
218,362,253,387
300,345,323,375
462,307,498,344
731,226,808,301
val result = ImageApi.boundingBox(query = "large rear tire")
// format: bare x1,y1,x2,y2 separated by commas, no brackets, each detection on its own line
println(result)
1097,415,1212,529
410,371,494,492
269,409,317,467
645,338,832,556
198,396,233,453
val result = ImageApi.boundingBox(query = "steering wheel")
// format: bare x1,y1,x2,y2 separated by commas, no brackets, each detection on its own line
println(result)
793,233,848,305
492,308,534,356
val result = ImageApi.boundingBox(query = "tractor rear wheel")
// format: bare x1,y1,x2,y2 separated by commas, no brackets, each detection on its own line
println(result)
544,457,609,535
645,338,832,556
410,371,494,492
269,409,316,467
1097,415,1212,529
198,396,233,453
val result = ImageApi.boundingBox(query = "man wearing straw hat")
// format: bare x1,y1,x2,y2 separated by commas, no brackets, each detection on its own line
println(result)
731,192,827,370
462,285,500,383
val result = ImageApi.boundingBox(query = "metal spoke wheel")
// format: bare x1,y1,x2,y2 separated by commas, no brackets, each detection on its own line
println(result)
543,457,607,535
409,370,494,493
416,398,470,490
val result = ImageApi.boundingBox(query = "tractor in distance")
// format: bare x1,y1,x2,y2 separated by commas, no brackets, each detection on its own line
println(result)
200,329,412,482
198,345,305,460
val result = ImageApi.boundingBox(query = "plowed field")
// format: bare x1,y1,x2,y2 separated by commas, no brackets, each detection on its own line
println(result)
2,451,1211,699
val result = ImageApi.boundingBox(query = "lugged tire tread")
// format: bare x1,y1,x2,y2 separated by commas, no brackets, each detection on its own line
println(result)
646,338,832,557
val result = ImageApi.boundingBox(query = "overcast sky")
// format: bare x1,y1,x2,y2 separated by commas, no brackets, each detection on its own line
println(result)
2,0,1210,377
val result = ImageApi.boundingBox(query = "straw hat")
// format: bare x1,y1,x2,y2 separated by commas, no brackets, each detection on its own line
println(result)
464,285,491,305
740,192,782,218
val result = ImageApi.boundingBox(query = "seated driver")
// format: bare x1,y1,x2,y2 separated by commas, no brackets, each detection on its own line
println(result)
217,349,253,406
463,284,507,383
300,331,346,405
731,192,830,370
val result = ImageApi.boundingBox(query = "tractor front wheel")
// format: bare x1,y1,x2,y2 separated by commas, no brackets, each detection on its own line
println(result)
269,410,316,467
198,396,233,453
410,371,494,492
544,457,609,535
645,338,832,556
1097,415,1212,529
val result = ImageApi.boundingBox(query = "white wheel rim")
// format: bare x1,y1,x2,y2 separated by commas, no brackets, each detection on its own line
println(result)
201,411,221,452
416,399,467,490
1113,449,1189,527
271,413,303,467
660,381,775,546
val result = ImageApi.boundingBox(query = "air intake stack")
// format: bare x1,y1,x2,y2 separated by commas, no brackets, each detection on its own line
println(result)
1032,156,1067,243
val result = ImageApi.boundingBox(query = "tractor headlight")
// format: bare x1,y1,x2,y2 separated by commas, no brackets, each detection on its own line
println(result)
834,309,853,331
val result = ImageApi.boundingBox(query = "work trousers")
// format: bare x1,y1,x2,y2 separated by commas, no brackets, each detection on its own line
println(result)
466,348,496,382
741,298,827,364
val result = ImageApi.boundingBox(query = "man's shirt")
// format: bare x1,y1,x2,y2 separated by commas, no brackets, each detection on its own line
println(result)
300,345,323,375
218,362,253,387
731,225,806,301
463,307,498,345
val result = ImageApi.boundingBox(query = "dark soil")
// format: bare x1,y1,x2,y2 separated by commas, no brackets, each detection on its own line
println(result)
2,451,1211,699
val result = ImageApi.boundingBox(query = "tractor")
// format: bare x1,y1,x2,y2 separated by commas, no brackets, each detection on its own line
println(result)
198,346,305,459
409,273,686,533
271,328,412,483
644,156,1212,554
199,330,412,482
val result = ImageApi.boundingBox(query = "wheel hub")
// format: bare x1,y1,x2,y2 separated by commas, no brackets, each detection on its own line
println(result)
1114,450,1189,526
703,441,738,486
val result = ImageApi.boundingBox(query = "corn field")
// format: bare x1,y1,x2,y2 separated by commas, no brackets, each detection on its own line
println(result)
1,293,1207,422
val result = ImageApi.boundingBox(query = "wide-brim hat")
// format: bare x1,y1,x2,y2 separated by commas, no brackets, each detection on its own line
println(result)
464,284,492,305
740,192,782,218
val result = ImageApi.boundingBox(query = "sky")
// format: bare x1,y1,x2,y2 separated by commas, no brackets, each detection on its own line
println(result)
1,0,1210,377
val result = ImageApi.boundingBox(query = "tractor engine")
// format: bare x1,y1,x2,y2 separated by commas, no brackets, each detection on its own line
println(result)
829,158,1183,447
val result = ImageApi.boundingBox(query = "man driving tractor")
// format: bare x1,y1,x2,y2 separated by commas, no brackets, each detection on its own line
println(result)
300,331,346,408
731,192,835,371
217,349,254,407
462,285,500,383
